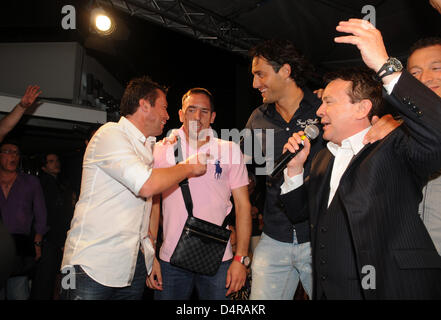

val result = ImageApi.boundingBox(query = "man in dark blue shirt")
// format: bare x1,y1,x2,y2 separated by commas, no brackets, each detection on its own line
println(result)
245,39,325,299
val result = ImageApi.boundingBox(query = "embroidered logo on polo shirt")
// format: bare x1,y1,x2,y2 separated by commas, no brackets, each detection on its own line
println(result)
214,160,222,179
297,118,319,128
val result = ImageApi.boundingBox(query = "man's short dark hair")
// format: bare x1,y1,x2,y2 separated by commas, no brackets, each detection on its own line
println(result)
249,39,312,87
40,152,58,168
324,67,384,120
409,37,441,57
181,88,215,112
120,76,167,117
0,139,20,151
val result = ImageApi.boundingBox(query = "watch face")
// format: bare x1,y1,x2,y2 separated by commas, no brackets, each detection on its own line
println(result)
243,256,251,267
389,58,403,72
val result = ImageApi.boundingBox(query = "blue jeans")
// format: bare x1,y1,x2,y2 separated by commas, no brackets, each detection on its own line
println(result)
60,250,146,300
250,232,312,300
154,260,231,300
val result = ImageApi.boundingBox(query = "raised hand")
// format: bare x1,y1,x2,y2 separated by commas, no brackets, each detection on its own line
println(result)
19,85,42,109
334,19,389,73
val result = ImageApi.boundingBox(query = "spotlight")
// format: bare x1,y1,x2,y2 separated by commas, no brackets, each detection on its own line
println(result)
91,8,116,36
96,15,112,32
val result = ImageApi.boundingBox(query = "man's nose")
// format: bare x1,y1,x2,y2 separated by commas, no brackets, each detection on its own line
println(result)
252,76,260,89
420,69,434,85
316,103,325,117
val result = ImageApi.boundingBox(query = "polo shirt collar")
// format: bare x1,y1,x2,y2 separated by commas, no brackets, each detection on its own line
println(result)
176,126,215,151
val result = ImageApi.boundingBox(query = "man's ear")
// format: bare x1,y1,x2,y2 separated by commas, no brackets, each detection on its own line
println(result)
357,99,373,119
279,63,292,80
178,108,184,123
210,111,216,124
139,98,151,112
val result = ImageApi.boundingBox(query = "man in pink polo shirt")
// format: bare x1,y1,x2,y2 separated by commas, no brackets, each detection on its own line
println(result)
147,88,252,299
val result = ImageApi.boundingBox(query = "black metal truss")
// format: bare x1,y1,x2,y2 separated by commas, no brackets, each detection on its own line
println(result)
97,0,262,54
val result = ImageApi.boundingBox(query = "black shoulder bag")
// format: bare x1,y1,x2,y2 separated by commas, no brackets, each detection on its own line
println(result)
170,138,231,276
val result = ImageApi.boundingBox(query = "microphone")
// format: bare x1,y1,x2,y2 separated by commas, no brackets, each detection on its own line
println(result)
269,124,320,178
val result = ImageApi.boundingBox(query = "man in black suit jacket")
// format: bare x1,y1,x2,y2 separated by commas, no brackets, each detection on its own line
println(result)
280,19,441,299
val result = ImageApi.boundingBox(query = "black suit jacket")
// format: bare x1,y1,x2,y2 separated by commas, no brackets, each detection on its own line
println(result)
281,70,441,299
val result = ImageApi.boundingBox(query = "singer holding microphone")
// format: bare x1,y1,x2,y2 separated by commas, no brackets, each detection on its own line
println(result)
279,19,441,300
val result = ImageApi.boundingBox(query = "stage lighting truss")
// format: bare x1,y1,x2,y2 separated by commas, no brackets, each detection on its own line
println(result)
94,0,261,55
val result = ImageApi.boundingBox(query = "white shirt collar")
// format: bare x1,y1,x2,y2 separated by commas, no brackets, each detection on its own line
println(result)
327,126,371,157
119,116,156,146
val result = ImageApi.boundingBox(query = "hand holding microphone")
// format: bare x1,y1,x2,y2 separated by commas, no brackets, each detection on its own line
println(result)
270,124,319,178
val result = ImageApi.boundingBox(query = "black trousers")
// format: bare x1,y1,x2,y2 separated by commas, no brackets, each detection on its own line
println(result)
31,241,63,300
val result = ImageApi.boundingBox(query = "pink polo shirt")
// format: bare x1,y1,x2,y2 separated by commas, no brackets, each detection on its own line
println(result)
153,128,248,262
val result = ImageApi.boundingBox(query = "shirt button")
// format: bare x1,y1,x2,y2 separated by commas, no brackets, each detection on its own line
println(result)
321,227,328,233
321,275,327,281
286,127,290,131
320,258,326,265
319,243,325,249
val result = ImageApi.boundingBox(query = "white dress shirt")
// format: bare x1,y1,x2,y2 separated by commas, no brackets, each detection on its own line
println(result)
61,116,155,287
281,127,370,207
280,72,402,203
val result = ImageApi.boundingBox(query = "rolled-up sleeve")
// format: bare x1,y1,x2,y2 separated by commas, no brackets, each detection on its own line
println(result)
90,125,153,196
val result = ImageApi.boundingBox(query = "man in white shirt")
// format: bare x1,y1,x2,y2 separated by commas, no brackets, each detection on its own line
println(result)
61,76,208,300
279,19,441,299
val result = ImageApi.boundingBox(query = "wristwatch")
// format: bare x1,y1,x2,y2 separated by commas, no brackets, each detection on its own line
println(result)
374,57,403,81
234,255,251,267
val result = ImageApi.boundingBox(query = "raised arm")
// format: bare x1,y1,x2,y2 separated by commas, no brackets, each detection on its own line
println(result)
335,18,441,175
0,85,42,142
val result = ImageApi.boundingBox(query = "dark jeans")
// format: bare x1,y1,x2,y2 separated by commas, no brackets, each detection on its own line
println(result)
61,250,146,300
31,241,63,300
154,259,231,300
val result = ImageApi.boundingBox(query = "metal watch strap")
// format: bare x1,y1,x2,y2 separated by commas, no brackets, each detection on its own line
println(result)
374,57,403,81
